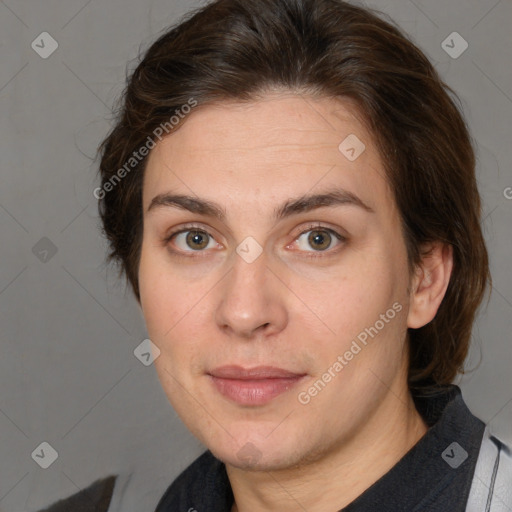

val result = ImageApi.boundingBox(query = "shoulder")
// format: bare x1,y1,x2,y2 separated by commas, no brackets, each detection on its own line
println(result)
154,450,233,512
35,453,230,512
37,475,117,512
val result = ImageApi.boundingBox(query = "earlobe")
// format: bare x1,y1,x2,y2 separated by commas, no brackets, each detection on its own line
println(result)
407,242,453,329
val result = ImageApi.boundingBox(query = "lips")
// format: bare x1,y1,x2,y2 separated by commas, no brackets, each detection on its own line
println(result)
208,365,305,379
207,365,307,406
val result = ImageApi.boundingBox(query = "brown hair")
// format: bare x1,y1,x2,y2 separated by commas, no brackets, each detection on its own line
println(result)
96,0,490,392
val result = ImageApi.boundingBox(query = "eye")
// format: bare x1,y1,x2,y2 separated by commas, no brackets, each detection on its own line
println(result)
165,225,220,255
292,224,345,255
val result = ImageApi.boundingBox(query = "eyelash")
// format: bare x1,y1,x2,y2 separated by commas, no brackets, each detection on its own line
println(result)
163,222,346,259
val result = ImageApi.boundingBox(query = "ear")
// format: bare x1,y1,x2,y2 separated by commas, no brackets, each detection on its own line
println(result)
407,242,453,329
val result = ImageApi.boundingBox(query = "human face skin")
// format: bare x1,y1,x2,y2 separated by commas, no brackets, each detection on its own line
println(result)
138,92,428,511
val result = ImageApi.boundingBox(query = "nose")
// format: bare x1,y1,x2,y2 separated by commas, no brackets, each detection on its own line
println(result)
214,247,288,340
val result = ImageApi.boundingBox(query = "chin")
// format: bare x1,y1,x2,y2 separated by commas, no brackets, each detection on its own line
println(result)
205,427,314,471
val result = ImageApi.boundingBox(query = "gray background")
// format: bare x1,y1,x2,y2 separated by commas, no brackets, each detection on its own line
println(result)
0,0,510,510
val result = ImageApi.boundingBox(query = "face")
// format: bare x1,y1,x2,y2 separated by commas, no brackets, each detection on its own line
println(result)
138,92,414,471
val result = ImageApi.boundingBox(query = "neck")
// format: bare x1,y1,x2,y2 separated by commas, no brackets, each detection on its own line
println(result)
227,385,428,512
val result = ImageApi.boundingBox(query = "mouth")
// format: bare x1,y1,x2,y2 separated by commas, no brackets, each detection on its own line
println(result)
207,365,308,406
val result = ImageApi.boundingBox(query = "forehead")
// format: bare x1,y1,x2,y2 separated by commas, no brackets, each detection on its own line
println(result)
142,93,394,217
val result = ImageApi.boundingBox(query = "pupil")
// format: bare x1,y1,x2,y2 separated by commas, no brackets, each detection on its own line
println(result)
309,230,330,250
187,231,208,250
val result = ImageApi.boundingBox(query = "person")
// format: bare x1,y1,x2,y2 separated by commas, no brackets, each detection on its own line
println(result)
39,0,512,510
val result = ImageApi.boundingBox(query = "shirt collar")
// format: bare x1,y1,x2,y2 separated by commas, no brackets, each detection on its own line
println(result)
341,384,485,511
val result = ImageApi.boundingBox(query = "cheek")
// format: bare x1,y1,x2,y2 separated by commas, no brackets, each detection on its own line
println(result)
138,244,209,366
317,253,396,325
303,250,409,379
138,243,176,336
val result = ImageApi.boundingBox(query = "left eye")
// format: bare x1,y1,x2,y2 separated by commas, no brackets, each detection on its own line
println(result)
294,227,344,252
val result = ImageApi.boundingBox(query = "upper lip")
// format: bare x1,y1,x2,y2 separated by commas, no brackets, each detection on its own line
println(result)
208,365,306,380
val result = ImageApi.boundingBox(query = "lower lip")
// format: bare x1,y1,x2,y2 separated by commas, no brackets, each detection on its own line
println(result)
209,375,306,406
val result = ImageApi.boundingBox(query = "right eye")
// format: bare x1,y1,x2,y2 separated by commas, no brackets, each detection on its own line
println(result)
164,225,222,256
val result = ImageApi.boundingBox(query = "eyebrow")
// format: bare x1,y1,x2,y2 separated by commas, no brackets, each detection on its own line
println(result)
146,186,374,221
